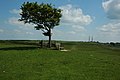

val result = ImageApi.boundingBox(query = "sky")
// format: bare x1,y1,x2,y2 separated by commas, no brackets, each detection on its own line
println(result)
0,0,120,42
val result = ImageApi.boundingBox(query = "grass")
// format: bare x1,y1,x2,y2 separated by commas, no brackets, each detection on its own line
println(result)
0,40,120,80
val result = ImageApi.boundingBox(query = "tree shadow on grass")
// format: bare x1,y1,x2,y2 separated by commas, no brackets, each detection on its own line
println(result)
0,46,38,51
0,40,38,46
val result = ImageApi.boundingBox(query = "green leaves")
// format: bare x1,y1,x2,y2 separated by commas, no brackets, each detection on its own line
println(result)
19,2,62,33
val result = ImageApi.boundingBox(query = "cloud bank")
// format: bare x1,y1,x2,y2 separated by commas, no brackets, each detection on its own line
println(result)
8,17,33,28
10,9,22,15
101,0,120,34
58,4,92,35
98,0,120,42
59,4,92,26
102,0,120,19
0,29,4,33
99,21,120,36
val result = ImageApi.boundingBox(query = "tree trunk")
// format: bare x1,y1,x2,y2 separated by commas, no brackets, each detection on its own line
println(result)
48,28,51,48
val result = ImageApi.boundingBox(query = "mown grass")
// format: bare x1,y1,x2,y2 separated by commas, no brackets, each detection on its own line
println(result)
0,40,120,80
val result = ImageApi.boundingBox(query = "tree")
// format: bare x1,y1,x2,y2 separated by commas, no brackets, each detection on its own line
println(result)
19,2,62,48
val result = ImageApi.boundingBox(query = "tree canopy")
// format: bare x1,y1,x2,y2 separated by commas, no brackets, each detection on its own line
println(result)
19,2,62,47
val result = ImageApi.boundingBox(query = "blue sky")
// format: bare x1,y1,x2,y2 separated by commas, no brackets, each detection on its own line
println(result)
0,0,120,42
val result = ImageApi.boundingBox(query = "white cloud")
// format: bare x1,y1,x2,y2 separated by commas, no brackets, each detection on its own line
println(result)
99,0,120,42
9,9,34,29
52,28,88,41
102,0,120,19
99,21,120,36
14,29,21,33
26,32,34,35
7,17,35,36
102,0,113,12
72,25,86,32
68,31,76,34
51,4,93,41
59,4,92,26
8,17,34,28
13,29,34,36
0,29,4,33
10,9,22,15
58,4,92,36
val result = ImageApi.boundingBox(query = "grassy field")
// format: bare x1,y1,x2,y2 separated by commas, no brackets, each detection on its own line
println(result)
0,40,120,80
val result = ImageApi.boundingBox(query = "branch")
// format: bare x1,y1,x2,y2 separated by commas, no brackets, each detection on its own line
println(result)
41,29,46,33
